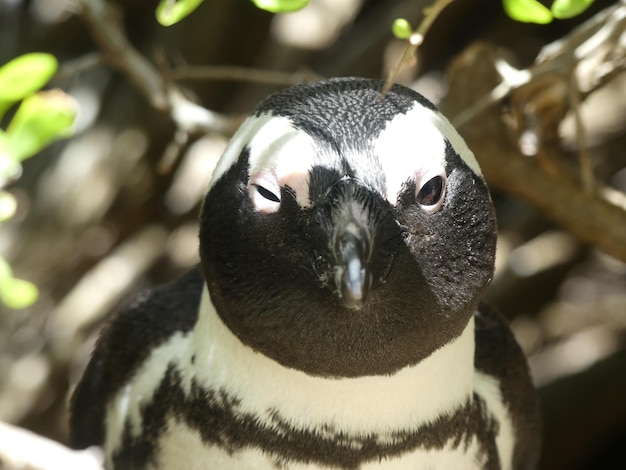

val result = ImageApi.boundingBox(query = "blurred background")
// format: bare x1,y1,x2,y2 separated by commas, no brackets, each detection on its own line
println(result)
0,0,625,469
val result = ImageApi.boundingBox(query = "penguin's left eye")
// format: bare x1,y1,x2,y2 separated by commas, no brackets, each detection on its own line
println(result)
416,174,446,213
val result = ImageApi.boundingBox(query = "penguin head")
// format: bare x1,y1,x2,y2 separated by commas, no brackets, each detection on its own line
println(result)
199,78,496,378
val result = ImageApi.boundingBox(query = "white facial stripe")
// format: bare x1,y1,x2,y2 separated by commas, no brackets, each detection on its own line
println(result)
211,102,480,209
209,113,318,208
375,103,482,205
430,108,482,176
191,286,475,437
208,114,275,190
375,105,446,206
246,116,315,176
248,116,318,208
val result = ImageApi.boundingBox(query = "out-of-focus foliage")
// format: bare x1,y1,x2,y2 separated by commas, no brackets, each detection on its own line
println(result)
156,0,205,26
503,0,596,23
503,0,555,23
157,0,311,26
392,18,413,39
5,91,76,161
0,190,16,222
0,258,38,309
0,53,57,118
251,0,310,13
0,53,76,309
551,0,595,19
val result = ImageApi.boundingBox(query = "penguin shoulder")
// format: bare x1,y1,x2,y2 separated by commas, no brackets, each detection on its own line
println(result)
69,266,204,449
474,303,542,470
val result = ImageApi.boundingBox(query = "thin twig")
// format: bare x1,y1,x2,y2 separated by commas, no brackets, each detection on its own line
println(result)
452,80,511,129
442,40,626,263
158,128,190,175
54,52,103,80
382,0,454,96
75,0,239,135
77,0,169,110
569,64,594,195
170,65,322,87
453,1,626,127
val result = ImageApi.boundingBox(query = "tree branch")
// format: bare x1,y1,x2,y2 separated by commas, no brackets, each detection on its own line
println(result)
170,65,322,87
441,41,626,263
469,131,626,263
76,0,240,135
77,0,168,110
382,0,454,95
452,1,626,128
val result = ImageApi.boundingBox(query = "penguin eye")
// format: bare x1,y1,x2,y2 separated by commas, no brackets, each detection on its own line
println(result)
249,171,282,213
416,174,446,213
254,184,281,203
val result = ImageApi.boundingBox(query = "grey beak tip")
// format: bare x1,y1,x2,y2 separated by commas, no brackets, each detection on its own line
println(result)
332,211,373,310
338,261,371,310
342,296,365,310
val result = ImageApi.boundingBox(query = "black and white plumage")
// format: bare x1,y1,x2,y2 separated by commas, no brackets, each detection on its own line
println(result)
70,78,541,469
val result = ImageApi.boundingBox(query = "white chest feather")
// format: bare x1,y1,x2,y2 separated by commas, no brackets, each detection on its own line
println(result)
155,419,488,470
104,288,514,469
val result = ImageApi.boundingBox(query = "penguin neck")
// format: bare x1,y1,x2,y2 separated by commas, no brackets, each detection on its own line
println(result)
191,285,476,435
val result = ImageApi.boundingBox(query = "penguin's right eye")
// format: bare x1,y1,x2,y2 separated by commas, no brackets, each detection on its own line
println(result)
254,184,281,203
249,171,282,213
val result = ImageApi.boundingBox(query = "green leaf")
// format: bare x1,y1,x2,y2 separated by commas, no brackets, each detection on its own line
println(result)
392,18,413,40
0,132,22,183
0,258,38,309
0,257,10,280
503,0,553,24
6,90,77,161
251,0,309,14
0,276,39,309
156,0,204,26
0,191,17,222
551,0,595,19
0,53,58,119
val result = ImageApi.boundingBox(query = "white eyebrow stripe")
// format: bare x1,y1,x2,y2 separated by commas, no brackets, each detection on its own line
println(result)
208,101,481,208
375,105,445,206
208,114,274,190
375,103,482,205
208,114,319,208
247,116,318,207
428,108,481,176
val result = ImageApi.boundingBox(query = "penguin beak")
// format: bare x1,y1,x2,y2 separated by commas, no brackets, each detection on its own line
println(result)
333,221,373,310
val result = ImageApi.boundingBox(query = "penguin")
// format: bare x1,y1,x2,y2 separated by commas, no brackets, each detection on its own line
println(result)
70,77,541,469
